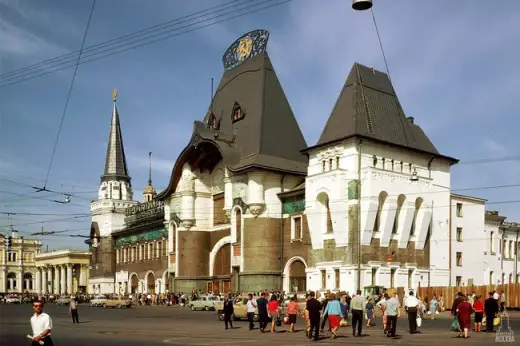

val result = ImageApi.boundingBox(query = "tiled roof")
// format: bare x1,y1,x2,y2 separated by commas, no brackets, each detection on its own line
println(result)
313,63,455,162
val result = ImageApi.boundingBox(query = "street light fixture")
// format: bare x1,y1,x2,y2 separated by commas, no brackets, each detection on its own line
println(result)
352,0,373,11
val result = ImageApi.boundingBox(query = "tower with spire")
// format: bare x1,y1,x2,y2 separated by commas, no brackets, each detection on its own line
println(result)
143,152,156,202
89,89,137,294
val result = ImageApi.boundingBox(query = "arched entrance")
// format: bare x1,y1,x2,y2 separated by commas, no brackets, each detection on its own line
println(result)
208,237,231,294
283,257,307,293
131,274,139,294
213,243,231,276
146,272,156,294
23,273,33,291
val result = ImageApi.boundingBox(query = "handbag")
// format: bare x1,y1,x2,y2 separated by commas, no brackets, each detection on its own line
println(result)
451,317,460,332
275,317,282,326
416,316,422,328
493,317,501,326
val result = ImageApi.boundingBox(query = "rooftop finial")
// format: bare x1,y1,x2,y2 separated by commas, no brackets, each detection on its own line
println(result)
112,88,118,102
148,151,153,186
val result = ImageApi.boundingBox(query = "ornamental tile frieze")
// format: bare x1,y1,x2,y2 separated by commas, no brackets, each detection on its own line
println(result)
282,195,305,214
115,227,167,248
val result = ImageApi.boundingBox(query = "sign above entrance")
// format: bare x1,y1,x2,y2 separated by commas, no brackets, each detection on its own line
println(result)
222,29,269,70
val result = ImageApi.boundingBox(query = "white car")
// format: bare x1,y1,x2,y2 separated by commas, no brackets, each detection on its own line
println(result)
90,295,108,307
190,295,222,311
6,296,21,304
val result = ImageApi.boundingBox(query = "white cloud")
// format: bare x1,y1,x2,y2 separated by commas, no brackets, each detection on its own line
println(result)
0,20,67,59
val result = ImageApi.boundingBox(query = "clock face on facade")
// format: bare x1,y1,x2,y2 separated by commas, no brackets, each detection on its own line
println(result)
222,29,270,70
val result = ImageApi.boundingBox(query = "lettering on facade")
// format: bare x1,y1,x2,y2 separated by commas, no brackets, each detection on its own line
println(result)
125,200,164,225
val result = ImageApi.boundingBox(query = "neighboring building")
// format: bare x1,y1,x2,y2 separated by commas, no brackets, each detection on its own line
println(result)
450,194,486,287
0,230,42,293
89,92,168,295
34,249,90,295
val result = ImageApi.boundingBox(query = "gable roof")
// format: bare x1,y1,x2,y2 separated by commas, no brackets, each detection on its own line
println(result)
206,51,308,173
306,63,457,163
157,48,308,199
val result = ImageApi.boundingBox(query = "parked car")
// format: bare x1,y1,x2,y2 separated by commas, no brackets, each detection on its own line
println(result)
5,296,21,304
189,295,221,311
56,297,71,306
90,295,108,307
215,296,259,321
103,298,132,309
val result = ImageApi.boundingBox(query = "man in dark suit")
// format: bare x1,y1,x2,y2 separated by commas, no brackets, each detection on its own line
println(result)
484,292,499,332
223,295,234,329
256,292,269,332
306,291,322,341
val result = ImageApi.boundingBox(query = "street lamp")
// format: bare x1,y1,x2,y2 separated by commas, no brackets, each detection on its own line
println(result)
352,0,372,11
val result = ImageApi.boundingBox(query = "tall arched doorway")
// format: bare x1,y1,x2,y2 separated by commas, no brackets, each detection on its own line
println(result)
131,274,139,294
289,260,306,292
23,273,33,291
7,272,17,291
146,272,156,294
213,243,231,276
208,241,231,294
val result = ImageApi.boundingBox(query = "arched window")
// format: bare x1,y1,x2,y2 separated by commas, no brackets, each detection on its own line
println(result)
317,193,332,234
208,113,218,130
392,194,406,234
235,209,242,242
336,157,340,169
322,161,326,172
329,158,333,170
231,102,245,123
373,155,377,167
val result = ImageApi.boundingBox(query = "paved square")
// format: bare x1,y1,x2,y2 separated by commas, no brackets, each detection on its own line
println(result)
1,303,517,345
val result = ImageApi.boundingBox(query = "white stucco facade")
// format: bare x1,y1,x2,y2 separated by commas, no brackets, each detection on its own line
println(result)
304,139,453,293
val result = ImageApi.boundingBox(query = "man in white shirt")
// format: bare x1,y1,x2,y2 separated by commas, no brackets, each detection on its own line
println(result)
246,294,257,331
404,291,420,334
30,300,53,345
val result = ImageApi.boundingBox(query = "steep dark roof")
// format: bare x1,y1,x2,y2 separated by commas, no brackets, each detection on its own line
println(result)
207,51,308,173
309,63,456,162
101,101,131,183
157,51,308,199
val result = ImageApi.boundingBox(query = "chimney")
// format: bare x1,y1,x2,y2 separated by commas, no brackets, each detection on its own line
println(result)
407,116,414,124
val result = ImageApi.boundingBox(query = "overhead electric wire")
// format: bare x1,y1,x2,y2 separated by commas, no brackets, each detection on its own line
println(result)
0,0,292,89
42,0,97,189
0,0,246,80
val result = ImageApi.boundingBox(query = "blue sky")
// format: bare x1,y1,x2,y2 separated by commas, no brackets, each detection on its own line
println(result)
1,0,520,250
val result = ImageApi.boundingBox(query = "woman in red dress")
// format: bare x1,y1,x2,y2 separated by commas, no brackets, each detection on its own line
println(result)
456,295,473,339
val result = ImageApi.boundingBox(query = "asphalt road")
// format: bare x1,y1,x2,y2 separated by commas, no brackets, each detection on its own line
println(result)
0,303,517,346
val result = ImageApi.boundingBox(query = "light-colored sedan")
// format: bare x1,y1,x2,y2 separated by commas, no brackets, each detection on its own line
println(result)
190,295,222,311
90,295,108,307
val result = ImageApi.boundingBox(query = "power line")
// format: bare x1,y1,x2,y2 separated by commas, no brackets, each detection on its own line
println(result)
0,0,246,80
0,0,291,88
43,0,97,189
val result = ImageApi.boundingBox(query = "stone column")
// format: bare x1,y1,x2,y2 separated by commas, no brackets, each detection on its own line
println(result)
79,265,87,287
223,177,233,212
35,269,41,294
247,171,265,218
67,264,73,294
54,266,60,294
41,268,47,294
60,265,66,294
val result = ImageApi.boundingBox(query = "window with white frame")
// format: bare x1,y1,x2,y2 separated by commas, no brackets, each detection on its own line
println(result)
456,203,463,217
490,232,495,253
291,216,303,241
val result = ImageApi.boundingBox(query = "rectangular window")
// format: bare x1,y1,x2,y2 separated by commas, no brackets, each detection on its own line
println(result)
321,270,326,289
371,268,377,285
456,276,462,286
456,203,463,217
390,268,396,288
456,227,463,242
292,216,302,240
149,243,153,260
456,252,462,266
490,232,495,253
157,242,162,257
335,269,340,289
489,271,494,285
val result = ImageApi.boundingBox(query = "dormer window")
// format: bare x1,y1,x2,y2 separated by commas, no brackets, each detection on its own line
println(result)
208,113,218,130
231,101,245,123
